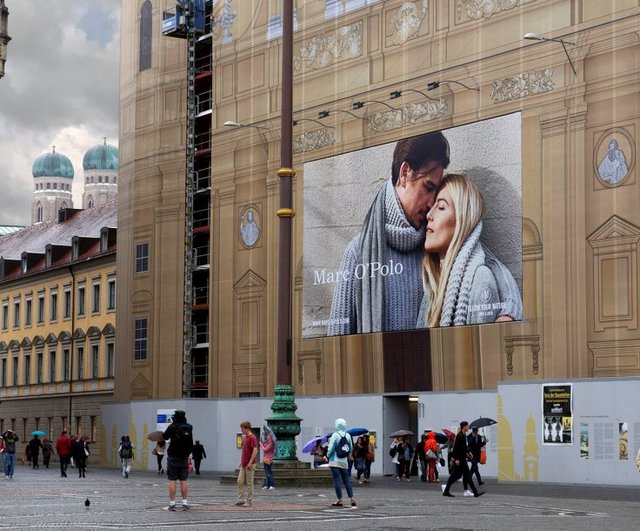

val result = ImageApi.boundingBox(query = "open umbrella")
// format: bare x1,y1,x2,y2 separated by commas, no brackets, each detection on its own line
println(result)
347,427,369,437
302,435,327,453
31,430,46,436
470,417,497,429
147,430,164,442
425,431,449,445
389,429,414,438
442,428,456,440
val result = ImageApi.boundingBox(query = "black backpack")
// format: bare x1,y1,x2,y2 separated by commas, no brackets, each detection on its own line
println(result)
119,441,133,459
170,423,194,458
335,434,350,458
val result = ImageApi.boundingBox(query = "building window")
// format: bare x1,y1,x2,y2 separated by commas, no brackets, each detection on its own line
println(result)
13,300,19,328
63,348,70,381
77,347,84,380
37,294,45,323
50,291,58,322
92,283,100,313
24,355,30,385
12,356,18,386
2,303,7,330
49,351,56,382
139,0,152,71
134,318,148,361
91,416,97,441
78,286,85,316
36,203,43,223
1,358,6,387
91,344,99,379
135,243,149,273
63,289,71,319
107,279,116,310
25,298,32,326
107,342,114,378
37,352,43,384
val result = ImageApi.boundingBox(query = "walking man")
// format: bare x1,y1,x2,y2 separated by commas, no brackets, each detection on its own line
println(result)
55,430,72,478
1,429,19,479
443,421,484,498
467,426,486,485
162,410,194,511
191,440,206,475
118,435,135,478
236,420,258,507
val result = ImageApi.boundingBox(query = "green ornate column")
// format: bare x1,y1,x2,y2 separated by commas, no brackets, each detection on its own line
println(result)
267,384,302,460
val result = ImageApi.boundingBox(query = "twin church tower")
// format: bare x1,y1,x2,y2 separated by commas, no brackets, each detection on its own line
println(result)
31,139,118,224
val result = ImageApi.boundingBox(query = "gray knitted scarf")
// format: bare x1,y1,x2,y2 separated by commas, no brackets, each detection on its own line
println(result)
440,222,484,326
355,179,425,333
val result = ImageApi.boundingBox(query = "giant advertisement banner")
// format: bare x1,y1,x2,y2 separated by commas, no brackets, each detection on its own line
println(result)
302,113,523,338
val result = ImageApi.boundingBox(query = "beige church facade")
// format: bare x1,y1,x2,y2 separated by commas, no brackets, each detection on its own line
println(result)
115,0,640,402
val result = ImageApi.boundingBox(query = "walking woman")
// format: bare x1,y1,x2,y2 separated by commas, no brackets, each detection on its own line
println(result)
153,440,166,474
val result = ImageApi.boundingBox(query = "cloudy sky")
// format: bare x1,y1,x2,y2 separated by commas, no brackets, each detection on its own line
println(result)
0,0,120,226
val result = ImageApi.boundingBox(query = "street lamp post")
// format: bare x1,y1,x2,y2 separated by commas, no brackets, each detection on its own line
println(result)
267,0,302,461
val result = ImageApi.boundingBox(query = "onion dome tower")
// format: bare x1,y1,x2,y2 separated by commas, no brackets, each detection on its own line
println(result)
82,138,118,209
31,146,74,224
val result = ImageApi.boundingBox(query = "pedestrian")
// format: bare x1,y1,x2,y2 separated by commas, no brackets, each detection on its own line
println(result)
389,436,402,480
55,430,72,478
467,427,486,485
417,433,428,482
191,440,206,475
28,434,42,469
442,421,484,498
73,435,88,478
399,436,412,481
118,435,135,478
260,425,276,490
311,439,326,469
162,410,194,511
327,418,356,507
353,436,367,484
153,440,166,474
363,434,374,483
424,431,440,483
236,420,258,507
42,438,53,469
1,429,19,479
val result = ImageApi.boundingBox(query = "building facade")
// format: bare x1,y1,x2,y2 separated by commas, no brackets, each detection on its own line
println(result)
115,1,640,404
0,0,9,79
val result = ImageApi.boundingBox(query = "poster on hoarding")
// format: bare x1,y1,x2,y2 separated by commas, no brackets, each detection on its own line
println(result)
302,113,522,338
542,383,573,445
156,409,175,432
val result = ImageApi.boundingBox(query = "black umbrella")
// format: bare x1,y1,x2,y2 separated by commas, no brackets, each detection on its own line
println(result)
389,429,414,438
470,417,497,429
425,431,449,445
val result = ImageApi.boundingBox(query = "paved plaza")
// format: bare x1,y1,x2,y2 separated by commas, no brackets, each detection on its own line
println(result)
1,464,639,529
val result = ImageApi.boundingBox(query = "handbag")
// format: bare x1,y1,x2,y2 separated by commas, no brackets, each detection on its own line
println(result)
152,448,157,456
480,447,487,465
426,449,438,459
366,451,374,461
355,457,366,471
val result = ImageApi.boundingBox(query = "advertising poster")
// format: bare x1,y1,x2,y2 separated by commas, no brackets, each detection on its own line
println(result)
619,422,628,460
302,113,522,338
580,423,589,459
542,383,573,445
156,409,175,432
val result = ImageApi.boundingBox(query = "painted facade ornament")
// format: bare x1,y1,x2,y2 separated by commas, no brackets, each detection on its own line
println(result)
457,0,533,20
293,128,336,154
293,21,362,72
597,139,629,185
367,100,448,134
389,1,427,45
239,208,260,248
490,68,554,103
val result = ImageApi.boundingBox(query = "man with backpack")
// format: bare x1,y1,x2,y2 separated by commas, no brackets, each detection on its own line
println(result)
118,435,135,478
162,410,194,511
327,418,356,508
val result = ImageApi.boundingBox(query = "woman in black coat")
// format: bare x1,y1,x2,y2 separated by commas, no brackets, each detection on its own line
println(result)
72,436,89,478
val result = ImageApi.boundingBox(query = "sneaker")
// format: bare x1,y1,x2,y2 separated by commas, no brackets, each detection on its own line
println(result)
124,471,129,478
441,484,446,493
261,486,268,490
463,490,474,497
405,478,410,482
168,505,176,512
268,486,275,490
181,504,190,511
475,491,485,497
443,491,454,497
243,501,252,507
235,501,245,506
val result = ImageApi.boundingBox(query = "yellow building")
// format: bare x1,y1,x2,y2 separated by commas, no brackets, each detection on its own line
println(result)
115,0,640,402
0,202,117,457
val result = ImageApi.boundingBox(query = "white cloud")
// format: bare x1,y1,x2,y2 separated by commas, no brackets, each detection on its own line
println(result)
0,0,120,226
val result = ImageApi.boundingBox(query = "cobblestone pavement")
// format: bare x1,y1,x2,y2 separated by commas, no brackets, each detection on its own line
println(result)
1,465,639,530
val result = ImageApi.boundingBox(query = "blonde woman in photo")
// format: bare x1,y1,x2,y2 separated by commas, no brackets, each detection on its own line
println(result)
419,173,522,327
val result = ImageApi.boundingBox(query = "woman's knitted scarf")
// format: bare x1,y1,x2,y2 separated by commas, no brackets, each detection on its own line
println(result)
354,179,425,333
439,222,485,326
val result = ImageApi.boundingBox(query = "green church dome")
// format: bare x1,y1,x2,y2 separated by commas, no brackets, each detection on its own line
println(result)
32,148,74,179
83,140,118,171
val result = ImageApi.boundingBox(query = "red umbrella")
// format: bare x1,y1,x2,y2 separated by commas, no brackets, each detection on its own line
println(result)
442,428,456,440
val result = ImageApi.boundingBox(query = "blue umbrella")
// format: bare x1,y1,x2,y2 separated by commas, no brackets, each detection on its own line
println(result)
31,430,46,436
347,427,369,437
301,435,327,453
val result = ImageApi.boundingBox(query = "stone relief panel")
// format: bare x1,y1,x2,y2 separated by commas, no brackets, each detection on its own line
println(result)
386,1,427,46
491,68,554,104
367,99,448,134
293,127,336,154
456,0,535,21
293,21,362,73
587,215,640,332
593,126,635,189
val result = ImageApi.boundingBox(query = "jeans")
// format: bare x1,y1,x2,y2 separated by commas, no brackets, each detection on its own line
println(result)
263,462,274,488
469,458,482,483
330,466,353,500
59,455,70,477
3,453,15,477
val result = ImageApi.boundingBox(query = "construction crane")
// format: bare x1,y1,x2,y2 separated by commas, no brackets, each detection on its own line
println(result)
163,1,212,398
